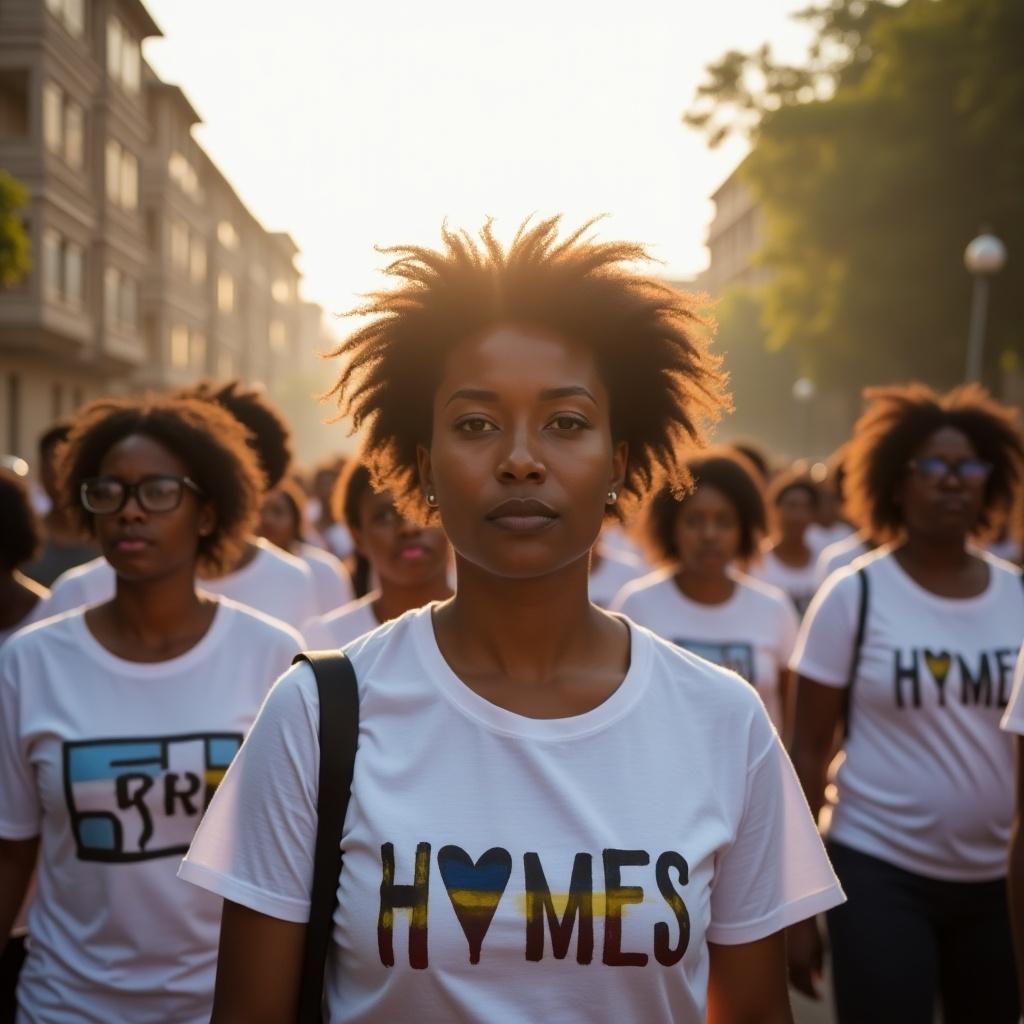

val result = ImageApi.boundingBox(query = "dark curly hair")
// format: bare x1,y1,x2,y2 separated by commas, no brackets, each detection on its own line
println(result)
182,380,293,491
331,459,375,597
767,467,821,510
643,448,767,566
844,382,1024,541
0,468,40,571
59,395,264,573
325,217,728,523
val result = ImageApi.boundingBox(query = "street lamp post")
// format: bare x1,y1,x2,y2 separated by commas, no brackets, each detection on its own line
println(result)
963,231,1007,383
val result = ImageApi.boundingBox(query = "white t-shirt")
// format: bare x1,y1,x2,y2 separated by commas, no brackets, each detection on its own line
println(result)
612,570,799,729
749,549,817,616
298,542,355,616
43,538,318,629
588,545,645,609
303,593,381,650
1000,645,1024,736
324,522,355,560
0,600,51,647
180,606,842,1024
0,600,303,1024
813,532,873,589
791,548,1024,881
806,522,855,556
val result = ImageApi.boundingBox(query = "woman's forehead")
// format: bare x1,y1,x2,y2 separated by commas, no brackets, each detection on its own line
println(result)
98,433,186,474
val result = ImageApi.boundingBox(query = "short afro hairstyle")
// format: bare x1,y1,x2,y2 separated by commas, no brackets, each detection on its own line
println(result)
844,382,1024,541
268,476,308,541
38,420,72,457
59,395,264,574
643,448,767,566
332,458,375,535
0,468,40,570
325,217,728,524
767,466,821,510
182,380,293,491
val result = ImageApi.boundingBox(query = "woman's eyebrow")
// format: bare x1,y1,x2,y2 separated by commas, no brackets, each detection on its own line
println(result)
539,386,597,403
444,388,499,407
444,385,597,407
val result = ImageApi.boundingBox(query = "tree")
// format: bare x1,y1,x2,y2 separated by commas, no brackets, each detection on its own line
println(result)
0,171,31,288
686,0,1024,392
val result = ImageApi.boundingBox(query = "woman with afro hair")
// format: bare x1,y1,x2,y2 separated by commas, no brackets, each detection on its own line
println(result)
788,383,1024,1023
0,395,302,1023
183,218,842,1024
613,449,799,732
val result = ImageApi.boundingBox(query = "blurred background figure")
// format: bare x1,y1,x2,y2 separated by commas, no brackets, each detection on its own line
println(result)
613,449,798,731
751,468,821,615
806,447,855,556
788,383,1024,1023
0,469,49,646
308,455,356,560
258,477,353,616
20,424,96,587
303,459,452,647
588,527,646,608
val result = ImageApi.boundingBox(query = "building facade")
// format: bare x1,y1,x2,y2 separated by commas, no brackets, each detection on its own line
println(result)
0,0,308,463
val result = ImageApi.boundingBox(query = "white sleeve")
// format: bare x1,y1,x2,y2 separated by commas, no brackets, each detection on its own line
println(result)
0,651,41,840
40,573,88,617
1000,645,1024,735
707,733,844,944
178,663,321,922
789,569,861,688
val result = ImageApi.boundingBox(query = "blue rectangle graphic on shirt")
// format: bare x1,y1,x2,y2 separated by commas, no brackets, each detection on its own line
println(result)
673,640,754,682
62,732,243,862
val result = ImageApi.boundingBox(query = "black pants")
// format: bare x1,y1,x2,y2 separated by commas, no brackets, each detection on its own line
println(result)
0,936,25,1024
825,841,1019,1024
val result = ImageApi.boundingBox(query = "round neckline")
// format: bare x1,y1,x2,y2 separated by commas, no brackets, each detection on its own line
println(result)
411,604,651,741
669,570,741,611
882,548,997,608
73,600,231,676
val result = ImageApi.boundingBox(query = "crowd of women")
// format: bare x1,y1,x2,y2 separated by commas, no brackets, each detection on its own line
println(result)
1,217,1023,1023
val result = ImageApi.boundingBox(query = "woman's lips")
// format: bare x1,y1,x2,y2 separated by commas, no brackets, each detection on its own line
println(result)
398,544,430,561
113,538,150,553
488,514,558,532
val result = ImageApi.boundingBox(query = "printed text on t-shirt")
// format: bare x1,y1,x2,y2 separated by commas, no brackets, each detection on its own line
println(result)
892,647,1017,709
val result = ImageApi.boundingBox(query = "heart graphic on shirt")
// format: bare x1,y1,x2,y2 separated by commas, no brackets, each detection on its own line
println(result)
924,651,952,685
438,845,513,964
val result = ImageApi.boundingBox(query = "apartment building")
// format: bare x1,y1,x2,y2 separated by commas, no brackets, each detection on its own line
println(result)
0,0,308,462
699,160,770,299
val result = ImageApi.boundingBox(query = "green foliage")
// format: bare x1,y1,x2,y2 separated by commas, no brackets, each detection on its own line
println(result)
687,0,1024,391
0,171,31,288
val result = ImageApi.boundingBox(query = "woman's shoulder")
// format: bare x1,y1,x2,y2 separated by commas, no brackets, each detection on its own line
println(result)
214,595,305,649
610,567,674,610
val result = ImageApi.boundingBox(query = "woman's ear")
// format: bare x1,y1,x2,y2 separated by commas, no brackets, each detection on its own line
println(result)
609,440,629,497
416,444,435,507
197,501,216,539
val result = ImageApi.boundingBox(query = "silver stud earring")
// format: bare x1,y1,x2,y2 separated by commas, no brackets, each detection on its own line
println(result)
607,489,618,505
426,491,437,507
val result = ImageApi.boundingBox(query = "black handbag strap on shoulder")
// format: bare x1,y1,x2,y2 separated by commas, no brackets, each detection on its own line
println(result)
292,650,359,1024
841,567,870,740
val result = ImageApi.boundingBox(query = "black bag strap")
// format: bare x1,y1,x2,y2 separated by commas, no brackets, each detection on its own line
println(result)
292,650,359,1024
842,567,869,740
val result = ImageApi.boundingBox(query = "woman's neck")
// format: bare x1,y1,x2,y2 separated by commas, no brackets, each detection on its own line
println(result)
673,566,735,605
374,572,453,624
770,535,811,566
893,532,988,598
87,562,214,661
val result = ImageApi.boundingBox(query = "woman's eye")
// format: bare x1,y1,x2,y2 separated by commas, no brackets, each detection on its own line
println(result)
550,415,587,431
456,417,495,433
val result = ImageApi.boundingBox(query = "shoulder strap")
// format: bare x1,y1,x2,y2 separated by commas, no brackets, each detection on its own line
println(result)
842,567,869,740
292,650,359,1024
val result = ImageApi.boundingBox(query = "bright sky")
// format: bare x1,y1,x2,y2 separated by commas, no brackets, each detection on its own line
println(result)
143,0,813,326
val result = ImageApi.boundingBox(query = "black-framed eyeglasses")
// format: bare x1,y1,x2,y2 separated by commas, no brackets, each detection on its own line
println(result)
80,475,204,515
906,456,992,486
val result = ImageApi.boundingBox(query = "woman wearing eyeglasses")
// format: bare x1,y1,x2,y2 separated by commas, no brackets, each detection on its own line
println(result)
787,384,1024,1023
0,396,303,1024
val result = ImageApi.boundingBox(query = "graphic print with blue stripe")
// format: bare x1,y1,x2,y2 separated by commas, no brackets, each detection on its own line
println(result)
62,732,242,862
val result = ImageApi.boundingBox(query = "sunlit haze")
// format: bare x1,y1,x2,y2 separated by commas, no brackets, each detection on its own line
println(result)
143,0,813,324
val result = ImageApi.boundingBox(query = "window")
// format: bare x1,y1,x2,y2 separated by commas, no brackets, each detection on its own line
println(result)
189,237,206,284
105,266,138,329
64,242,83,307
170,325,190,368
168,150,201,198
269,319,288,353
105,139,119,203
217,272,234,314
46,0,85,39
191,332,206,369
0,69,30,141
43,82,62,154
42,229,62,300
43,82,86,170
43,230,85,306
217,220,238,250
120,150,137,210
170,219,189,272
107,17,140,94
272,278,292,304
64,100,83,169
